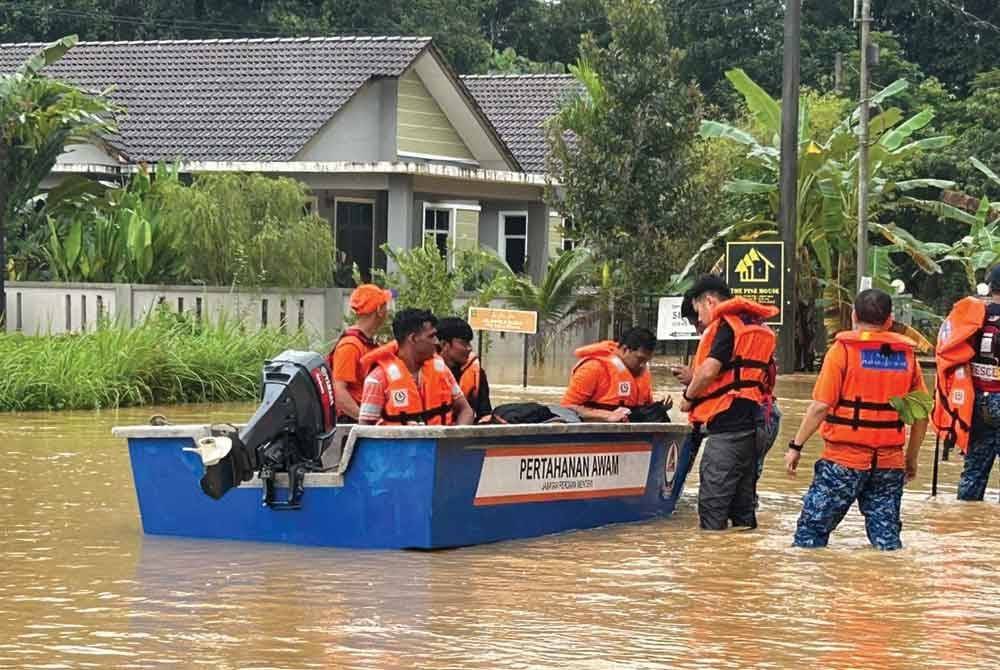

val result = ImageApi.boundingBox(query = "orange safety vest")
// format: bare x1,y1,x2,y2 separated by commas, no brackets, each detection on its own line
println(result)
932,297,984,453
687,298,778,425
360,342,455,425
821,330,916,448
328,327,377,404
571,341,653,410
458,355,482,406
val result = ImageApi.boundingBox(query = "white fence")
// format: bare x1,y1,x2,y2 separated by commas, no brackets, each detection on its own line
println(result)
4,282,353,340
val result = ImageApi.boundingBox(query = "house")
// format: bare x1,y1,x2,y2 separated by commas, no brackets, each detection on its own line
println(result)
0,36,580,283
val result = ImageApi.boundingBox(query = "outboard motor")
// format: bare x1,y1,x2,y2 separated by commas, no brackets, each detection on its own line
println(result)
186,350,336,510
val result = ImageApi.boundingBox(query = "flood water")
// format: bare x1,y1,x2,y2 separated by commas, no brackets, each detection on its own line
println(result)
2,362,1000,669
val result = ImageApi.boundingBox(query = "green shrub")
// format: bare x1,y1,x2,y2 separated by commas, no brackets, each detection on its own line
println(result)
0,310,308,411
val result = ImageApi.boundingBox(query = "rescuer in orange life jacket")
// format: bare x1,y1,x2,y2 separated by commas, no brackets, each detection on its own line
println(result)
934,266,1000,501
561,327,672,423
327,284,392,423
358,308,475,426
785,288,928,550
436,316,493,421
674,275,778,530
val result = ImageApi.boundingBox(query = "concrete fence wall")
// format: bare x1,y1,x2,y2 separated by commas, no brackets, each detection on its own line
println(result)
2,283,600,363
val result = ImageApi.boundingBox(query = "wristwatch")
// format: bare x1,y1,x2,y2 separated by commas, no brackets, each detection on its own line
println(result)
787,441,803,452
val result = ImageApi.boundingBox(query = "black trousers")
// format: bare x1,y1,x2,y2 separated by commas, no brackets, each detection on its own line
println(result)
698,428,758,530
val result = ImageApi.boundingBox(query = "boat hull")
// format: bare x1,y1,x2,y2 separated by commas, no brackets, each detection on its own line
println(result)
117,424,695,549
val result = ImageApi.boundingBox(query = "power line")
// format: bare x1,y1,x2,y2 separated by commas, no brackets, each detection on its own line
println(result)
930,0,1000,35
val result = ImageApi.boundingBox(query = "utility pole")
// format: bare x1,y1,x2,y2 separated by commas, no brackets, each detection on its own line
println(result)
856,0,873,291
835,52,844,93
777,0,801,374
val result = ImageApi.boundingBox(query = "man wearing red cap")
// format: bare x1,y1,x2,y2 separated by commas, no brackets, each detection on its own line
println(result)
328,284,392,423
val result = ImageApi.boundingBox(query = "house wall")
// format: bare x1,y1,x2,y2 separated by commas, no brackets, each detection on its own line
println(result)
295,79,397,162
397,69,476,163
480,200,549,281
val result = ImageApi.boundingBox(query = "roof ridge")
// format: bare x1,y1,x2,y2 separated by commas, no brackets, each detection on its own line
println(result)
0,35,432,48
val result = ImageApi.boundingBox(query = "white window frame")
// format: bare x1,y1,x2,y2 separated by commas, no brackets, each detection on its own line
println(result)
333,196,378,271
560,215,578,252
422,201,482,269
499,210,530,273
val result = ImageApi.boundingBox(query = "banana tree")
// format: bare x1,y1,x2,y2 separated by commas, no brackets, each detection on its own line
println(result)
1,35,117,315
900,157,1000,291
700,69,954,356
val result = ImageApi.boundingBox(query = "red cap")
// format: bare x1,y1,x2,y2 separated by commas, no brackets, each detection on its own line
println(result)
350,284,392,315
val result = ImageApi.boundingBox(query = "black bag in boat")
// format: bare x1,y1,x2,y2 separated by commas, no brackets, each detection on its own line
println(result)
483,402,581,424
628,400,671,423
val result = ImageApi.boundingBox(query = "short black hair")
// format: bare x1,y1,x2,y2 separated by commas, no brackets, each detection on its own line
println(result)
619,327,656,352
689,274,732,301
437,316,474,343
681,291,697,326
854,289,893,325
393,308,437,342
988,265,1000,293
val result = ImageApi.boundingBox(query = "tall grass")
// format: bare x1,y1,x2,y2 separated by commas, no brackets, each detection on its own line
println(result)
0,311,309,411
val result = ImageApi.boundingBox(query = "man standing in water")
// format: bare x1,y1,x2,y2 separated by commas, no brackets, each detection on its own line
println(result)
358,309,474,426
676,275,778,530
933,266,1000,501
785,289,927,550
328,284,391,423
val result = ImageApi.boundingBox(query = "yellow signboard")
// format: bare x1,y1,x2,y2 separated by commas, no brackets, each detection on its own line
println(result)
468,307,538,334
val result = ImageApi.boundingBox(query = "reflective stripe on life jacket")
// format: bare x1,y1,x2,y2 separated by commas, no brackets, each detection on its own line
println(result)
360,342,454,425
459,355,481,406
687,298,778,425
571,341,653,410
932,297,984,453
821,329,916,448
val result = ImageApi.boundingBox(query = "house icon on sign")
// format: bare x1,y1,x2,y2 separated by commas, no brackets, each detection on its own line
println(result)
735,247,775,283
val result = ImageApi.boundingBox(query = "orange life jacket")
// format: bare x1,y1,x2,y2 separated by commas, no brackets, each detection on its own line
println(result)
360,342,455,426
328,327,377,404
571,341,653,410
821,330,916,448
458,355,482,406
932,297,984,453
687,298,778,425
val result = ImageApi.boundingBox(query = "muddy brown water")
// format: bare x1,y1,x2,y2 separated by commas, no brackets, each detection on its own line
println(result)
2,362,999,669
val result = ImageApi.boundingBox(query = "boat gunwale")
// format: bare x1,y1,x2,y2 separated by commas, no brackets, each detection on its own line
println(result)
112,422,686,440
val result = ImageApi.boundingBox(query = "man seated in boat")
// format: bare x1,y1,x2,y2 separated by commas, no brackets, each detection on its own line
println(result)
561,327,670,422
327,284,392,423
358,308,475,426
436,316,493,420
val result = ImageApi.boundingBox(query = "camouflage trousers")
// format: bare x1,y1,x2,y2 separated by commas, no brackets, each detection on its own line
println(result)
957,392,1000,501
793,459,905,551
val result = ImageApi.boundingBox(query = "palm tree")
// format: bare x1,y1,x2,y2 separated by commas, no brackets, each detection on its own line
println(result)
500,247,595,361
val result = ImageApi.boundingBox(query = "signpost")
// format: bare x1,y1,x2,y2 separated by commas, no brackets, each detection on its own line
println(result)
468,307,539,389
725,241,785,325
656,297,699,341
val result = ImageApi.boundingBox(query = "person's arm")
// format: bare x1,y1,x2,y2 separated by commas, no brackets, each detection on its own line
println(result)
333,381,360,420
478,368,493,416
679,322,732,412
784,401,832,474
562,361,630,422
331,343,362,419
357,371,386,425
904,359,930,482
452,393,475,425
785,343,845,474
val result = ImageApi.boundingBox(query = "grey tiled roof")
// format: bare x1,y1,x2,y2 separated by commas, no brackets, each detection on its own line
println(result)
461,74,579,174
0,36,431,162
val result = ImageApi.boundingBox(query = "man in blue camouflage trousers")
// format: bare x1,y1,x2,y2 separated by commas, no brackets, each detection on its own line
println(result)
784,290,927,550
958,392,1000,500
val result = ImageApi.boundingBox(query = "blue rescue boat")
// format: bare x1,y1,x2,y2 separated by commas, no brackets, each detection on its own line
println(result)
113,422,696,549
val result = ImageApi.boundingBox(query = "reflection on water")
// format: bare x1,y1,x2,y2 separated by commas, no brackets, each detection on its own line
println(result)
1,364,999,669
